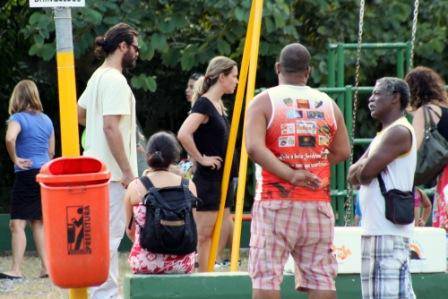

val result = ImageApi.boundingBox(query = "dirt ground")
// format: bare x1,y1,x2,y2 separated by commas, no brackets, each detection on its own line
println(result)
0,250,248,299
0,252,129,299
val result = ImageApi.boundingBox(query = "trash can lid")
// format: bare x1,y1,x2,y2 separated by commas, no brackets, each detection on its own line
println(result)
37,157,110,185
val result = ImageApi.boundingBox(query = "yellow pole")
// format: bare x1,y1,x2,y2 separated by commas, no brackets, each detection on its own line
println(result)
206,0,257,272
230,0,264,272
56,51,80,156
69,288,87,299
54,7,84,299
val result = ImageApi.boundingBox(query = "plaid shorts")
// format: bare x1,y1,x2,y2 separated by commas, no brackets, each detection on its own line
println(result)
248,200,337,291
361,235,415,299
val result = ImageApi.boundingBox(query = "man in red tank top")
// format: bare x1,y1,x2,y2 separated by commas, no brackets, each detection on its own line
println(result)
245,43,350,299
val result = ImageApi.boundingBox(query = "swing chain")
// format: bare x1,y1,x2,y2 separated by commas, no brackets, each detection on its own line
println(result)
344,0,365,227
409,0,419,69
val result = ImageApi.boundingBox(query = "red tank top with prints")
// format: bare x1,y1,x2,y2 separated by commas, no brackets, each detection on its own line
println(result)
255,85,337,202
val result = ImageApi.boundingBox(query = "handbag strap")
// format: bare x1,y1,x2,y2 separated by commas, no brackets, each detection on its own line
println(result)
376,174,388,196
424,105,441,130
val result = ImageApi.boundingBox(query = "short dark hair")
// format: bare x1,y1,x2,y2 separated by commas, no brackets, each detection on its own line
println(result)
376,77,410,110
278,43,311,74
146,131,181,170
94,23,138,58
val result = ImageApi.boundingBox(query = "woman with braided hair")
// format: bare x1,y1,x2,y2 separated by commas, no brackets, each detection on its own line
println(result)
178,56,238,272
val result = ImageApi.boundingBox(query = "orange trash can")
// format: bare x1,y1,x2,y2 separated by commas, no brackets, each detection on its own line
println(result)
36,157,110,288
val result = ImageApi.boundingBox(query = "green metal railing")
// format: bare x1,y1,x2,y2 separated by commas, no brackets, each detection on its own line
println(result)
324,42,412,225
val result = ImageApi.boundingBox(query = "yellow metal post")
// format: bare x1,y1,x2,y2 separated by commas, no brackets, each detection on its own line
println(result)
56,51,80,157
54,7,84,298
206,0,258,272
69,288,87,299
230,0,264,272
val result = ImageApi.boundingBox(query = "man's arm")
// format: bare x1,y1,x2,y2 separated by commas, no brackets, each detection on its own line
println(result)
103,115,134,186
245,92,321,188
78,105,86,126
348,146,370,186
328,101,351,165
356,125,412,185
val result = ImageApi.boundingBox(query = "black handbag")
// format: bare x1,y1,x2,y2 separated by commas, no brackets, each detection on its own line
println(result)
377,174,414,225
414,106,448,185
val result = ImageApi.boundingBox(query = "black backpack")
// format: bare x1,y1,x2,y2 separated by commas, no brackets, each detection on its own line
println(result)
138,176,197,255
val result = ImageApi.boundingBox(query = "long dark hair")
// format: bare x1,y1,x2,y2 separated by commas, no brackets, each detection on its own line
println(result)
94,23,138,58
146,131,181,170
405,66,448,109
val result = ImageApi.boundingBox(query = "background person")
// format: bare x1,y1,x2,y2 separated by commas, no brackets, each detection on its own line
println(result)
354,192,362,226
1,80,54,280
125,131,197,274
405,66,448,231
77,23,139,298
185,72,203,103
177,56,238,272
414,187,432,226
245,43,350,299
179,73,204,179
348,77,416,299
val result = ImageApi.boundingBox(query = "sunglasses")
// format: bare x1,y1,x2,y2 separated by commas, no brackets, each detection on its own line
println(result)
128,43,139,53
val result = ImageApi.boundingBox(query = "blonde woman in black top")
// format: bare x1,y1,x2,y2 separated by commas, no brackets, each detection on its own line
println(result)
178,56,238,272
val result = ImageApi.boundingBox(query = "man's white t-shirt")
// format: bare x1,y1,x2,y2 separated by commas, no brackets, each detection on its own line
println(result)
359,117,416,239
78,67,137,181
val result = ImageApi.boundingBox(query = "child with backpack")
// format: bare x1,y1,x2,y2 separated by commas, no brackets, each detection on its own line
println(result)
124,131,198,274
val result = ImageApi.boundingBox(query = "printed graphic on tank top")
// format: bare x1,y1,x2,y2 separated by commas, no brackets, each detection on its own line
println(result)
255,85,337,202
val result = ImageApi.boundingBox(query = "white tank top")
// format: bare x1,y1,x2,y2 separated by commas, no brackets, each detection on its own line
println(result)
359,117,416,238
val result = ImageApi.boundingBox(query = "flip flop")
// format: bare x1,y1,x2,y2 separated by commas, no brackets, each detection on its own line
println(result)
39,274,49,279
0,272,23,280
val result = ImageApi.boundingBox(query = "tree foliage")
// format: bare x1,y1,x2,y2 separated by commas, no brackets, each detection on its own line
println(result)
1,0,448,211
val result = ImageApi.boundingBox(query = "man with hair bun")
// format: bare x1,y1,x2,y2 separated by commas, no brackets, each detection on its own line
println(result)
77,22,139,299
245,43,350,299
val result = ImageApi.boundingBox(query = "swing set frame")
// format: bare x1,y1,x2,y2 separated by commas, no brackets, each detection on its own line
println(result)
210,0,421,272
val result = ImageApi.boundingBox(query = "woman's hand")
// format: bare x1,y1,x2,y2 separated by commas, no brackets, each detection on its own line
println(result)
126,225,135,243
198,155,223,170
416,218,426,227
14,157,32,170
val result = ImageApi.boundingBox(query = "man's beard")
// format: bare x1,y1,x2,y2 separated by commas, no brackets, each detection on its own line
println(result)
122,51,137,70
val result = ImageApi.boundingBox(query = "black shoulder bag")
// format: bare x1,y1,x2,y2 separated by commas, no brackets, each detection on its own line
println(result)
377,174,414,225
414,106,448,185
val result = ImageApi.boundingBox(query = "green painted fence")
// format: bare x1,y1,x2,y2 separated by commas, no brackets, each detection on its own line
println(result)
124,272,448,299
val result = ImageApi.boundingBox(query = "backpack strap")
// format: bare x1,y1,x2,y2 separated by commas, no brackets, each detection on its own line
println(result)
180,178,189,187
139,176,155,191
180,178,193,209
180,178,201,208
139,176,159,206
